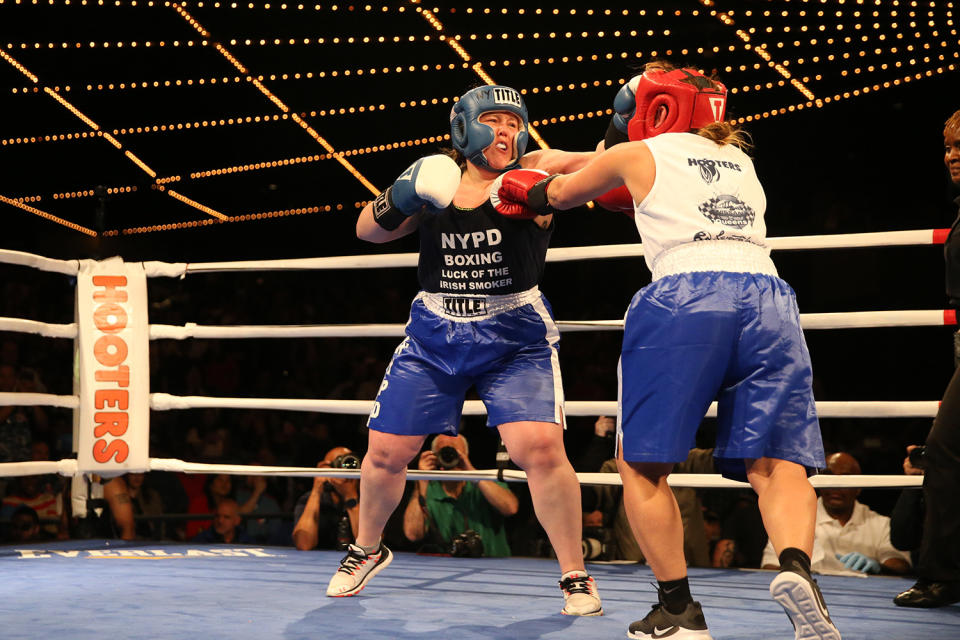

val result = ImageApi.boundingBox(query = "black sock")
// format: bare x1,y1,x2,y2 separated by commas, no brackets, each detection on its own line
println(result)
658,577,693,615
778,547,811,576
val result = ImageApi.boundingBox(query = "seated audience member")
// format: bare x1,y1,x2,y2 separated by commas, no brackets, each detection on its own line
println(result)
292,446,361,551
0,364,31,464
403,434,518,557
192,498,251,544
583,432,713,567
184,473,235,539
2,475,67,540
761,452,911,576
103,473,166,540
6,505,46,543
236,471,283,545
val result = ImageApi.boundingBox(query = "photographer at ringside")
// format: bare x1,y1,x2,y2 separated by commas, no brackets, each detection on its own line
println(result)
292,446,362,551
402,434,518,557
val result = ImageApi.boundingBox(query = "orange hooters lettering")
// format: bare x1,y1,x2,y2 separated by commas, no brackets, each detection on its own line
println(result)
91,275,132,467
95,389,128,410
92,275,128,302
93,303,128,333
95,365,129,387
94,412,128,438
92,438,129,463
94,335,128,367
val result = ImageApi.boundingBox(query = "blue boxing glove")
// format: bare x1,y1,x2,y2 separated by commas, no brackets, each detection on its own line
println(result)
836,551,881,574
612,76,640,134
604,75,642,149
372,154,461,230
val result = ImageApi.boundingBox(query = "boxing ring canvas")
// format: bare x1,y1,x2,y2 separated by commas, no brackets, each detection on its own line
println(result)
2,541,957,640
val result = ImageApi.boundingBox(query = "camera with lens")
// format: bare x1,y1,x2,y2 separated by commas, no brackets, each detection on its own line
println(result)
908,446,928,470
436,446,462,470
581,526,615,561
450,529,484,557
331,453,361,469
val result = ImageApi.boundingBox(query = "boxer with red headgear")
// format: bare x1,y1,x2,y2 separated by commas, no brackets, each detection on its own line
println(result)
595,66,728,214
327,84,604,618
492,62,840,640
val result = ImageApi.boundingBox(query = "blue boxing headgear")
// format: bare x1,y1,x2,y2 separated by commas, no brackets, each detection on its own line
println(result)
450,85,529,173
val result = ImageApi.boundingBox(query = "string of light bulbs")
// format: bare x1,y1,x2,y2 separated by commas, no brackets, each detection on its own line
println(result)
0,1,698,16
8,104,617,204
7,48,670,96
0,43,247,225
2,75,627,148
5,27,688,52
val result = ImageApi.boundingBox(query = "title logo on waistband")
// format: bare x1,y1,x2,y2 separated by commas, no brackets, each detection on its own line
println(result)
443,297,487,317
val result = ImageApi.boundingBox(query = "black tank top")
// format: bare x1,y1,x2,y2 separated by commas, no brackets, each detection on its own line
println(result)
417,200,554,295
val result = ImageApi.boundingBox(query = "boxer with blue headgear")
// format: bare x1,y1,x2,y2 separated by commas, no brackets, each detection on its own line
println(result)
332,85,605,618
450,85,529,172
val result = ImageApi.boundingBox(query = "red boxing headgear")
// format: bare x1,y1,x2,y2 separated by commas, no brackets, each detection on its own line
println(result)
626,68,728,141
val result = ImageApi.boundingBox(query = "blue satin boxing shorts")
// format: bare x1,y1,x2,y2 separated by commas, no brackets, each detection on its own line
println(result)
617,271,825,480
367,288,565,436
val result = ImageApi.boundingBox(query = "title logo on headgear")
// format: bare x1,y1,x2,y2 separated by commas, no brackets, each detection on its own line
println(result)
491,87,522,109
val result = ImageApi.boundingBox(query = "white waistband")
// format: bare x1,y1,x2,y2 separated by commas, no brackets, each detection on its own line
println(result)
417,287,541,321
651,240,777,281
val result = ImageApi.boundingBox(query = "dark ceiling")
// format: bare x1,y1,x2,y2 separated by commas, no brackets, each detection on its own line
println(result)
1,1,958,261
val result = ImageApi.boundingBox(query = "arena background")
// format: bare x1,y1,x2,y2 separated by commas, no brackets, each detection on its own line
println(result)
1,1,959,517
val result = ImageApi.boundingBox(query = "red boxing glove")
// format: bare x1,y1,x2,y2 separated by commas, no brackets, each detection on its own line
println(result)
490,169,557,219
594,185,635,216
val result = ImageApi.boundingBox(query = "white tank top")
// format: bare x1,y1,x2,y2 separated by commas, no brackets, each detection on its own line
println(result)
635,132,771,277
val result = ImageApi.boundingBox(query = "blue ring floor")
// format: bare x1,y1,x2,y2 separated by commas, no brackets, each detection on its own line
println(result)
2,540,958,639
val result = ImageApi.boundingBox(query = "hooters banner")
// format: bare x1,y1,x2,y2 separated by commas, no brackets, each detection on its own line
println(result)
75,257,150,474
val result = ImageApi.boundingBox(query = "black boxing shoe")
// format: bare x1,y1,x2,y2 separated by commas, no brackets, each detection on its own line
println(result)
627,600,713,640
893,580,960,608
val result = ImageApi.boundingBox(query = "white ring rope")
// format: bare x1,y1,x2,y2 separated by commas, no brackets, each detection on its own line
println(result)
0,230,946,277
146,309,957,340
4,309,955,344
0,459,78,477
0,248,80,275
0,457,920,489
0,392,79,409
131,228,948,277
0,316,78,338
144,394,941,418
0,391,936,417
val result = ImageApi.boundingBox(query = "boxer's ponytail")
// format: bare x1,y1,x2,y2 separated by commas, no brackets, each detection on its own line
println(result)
696,121,752,151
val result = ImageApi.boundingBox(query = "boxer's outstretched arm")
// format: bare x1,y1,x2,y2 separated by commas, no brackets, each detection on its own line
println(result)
547,141,653,211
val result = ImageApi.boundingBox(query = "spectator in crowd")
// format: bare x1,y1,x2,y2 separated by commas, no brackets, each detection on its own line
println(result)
236,471,283,545
761,452,911,576
5,505,46,543
402,435,518,557
102,473,166,540
2,474,68,540
192,498,251,544
0,364,31,464
894,108,960,608
579,417,712,566
184,473,234,539
292,447,361,551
